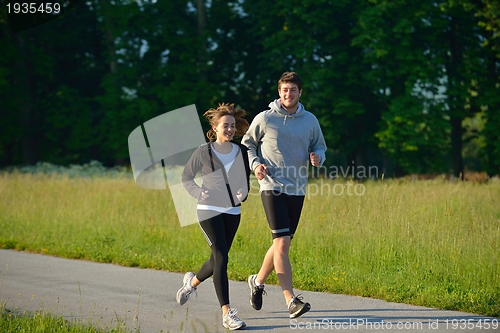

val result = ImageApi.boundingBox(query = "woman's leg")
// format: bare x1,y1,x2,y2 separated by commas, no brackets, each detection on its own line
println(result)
196,212,241,311
219,213,240,315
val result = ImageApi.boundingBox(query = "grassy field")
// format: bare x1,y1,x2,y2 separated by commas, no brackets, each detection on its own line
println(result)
0,169,499,318
0,303,130,333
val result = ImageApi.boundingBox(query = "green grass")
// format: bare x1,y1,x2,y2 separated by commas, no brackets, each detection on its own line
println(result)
0,303,132,333
0,170,499,318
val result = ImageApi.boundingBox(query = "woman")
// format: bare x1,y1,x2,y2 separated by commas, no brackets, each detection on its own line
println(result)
177,103,250,330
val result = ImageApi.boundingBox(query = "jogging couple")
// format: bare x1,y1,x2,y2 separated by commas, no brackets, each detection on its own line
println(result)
177,72,327,330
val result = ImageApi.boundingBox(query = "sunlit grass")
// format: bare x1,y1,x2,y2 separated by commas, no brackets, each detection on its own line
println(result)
0,302,132,333
0,170,499,317
294,178,500,317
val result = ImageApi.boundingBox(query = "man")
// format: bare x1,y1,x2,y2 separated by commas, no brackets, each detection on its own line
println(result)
241,71,327,319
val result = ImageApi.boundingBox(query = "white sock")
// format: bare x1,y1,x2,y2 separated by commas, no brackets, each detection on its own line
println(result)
189,276,196,289
254,278,264,288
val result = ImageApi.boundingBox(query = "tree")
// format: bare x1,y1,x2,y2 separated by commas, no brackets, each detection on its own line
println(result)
353,0,486,176
240,0,385,173
466,0,500,175
1,0,496,174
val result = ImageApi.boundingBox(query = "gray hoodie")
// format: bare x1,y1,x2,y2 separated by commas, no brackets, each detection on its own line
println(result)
241,99,327,195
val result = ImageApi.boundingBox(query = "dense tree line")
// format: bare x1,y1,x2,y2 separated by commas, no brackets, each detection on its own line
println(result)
1,0,499,177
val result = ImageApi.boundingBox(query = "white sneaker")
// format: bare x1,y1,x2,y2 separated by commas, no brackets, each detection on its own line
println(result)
176,272,197,305
223,308,246,330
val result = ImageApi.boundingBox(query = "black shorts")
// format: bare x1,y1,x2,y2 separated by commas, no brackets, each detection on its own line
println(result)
261,190,305,239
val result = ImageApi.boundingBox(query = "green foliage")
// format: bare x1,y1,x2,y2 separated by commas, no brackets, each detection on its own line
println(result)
0,0,499,175
376,95,449,173
8,160,129,179
483,106,500,174
352,0,487,175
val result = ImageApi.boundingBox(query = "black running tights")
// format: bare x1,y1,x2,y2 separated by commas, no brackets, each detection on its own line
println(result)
196,211,240,307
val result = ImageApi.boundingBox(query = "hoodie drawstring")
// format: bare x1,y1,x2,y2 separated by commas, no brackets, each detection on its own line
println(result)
283,114,287,125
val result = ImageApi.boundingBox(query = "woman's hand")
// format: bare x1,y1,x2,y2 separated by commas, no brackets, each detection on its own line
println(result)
236,189,243,202
199,190,209,200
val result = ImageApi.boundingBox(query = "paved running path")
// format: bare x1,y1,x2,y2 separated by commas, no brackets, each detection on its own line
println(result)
0,250,497,333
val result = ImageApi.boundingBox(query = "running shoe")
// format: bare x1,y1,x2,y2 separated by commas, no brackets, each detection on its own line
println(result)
176,272,197,305
288,294,310,318
248,274,266,310
223,308,246,330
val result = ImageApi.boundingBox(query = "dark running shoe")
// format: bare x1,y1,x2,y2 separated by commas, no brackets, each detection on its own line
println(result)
288,294,311,318
248,274,266,310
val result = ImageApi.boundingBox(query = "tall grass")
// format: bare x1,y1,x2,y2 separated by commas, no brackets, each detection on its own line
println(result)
0,303,132,333
293,179,500,316
0,169,499,317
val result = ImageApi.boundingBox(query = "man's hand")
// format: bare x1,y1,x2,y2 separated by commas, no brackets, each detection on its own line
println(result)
254,164,268,180
310,152,320,166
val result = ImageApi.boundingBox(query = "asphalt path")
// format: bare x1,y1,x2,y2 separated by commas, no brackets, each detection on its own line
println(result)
0,249,497,333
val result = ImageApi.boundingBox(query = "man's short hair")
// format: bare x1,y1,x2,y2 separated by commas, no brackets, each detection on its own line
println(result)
278,72,302,91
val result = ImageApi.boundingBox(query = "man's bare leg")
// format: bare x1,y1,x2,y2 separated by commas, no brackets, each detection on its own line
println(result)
256,244,274,283
256,236,294,305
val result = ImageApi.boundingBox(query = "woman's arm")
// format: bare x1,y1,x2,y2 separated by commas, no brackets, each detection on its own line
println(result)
182,148,204,200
